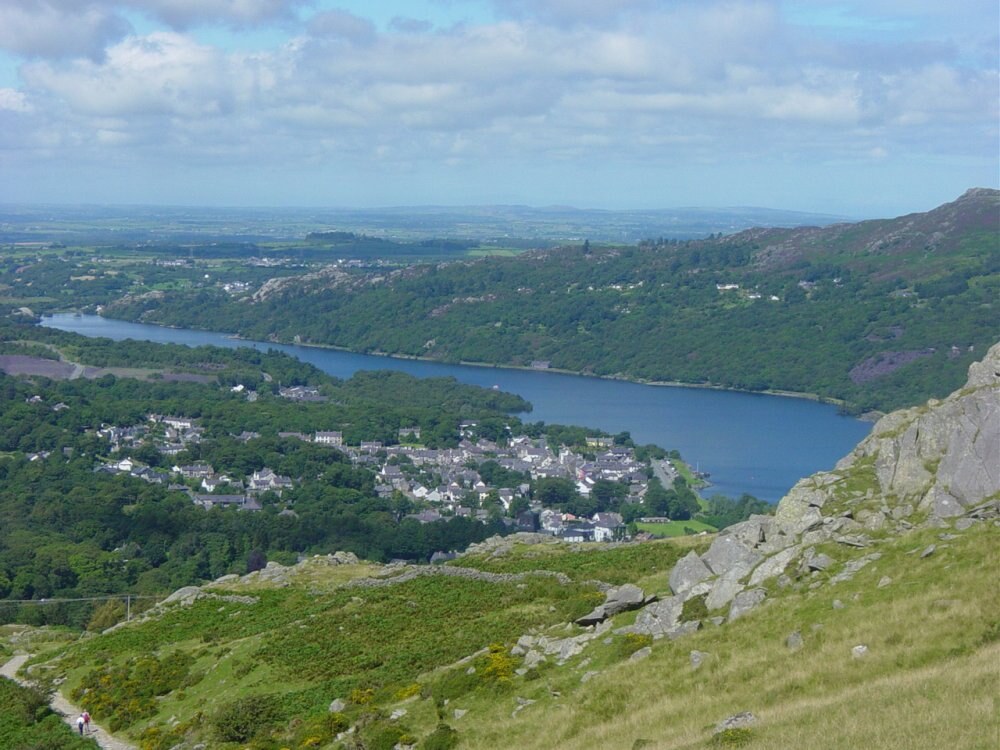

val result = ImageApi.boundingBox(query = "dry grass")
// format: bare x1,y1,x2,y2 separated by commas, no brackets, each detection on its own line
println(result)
447,523,999,750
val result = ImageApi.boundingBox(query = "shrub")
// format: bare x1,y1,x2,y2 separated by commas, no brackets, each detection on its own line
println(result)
87,600,126,632
421,722,459,750
394,682,422,701
480,643,517,685
681,593,710,622
618,632,653,658
212,694,282,743
349,686,375,705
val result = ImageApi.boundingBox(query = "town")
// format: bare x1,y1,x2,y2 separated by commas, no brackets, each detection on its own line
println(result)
85,408,680,546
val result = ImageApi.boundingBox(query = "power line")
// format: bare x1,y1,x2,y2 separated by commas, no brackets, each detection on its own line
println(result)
0,594,163,606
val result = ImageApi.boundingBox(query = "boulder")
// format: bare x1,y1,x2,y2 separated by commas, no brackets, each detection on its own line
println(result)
690,650,709,669
728,588,766,622
575,583,648,626
701,535,762,579
629,647,652,662
669,551,713,596
748,545,800,586
706,572,745,611
804,551,834,572
714,712,757,734
624,597,683,638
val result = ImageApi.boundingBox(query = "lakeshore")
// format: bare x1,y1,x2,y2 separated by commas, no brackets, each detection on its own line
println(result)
40,313,873,503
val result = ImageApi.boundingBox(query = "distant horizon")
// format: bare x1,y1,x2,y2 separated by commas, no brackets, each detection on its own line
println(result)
9,193,979,223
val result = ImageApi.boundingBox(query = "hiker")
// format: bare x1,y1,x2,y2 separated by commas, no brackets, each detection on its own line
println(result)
82,710,91,733
77,714,85,735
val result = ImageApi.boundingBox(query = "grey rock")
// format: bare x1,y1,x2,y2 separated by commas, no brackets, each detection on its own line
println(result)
629,646,652,662
852,644,869,658
701,535,762,579
580,670,600,683
806,552,834,572
728,588,766,622
832,599,845,609
834,534,871,548
714,711,757,734
682,580,713,601
786,631,803,650
390,709,407,720
690,650,709,669
920,544,937,558
523,650,546,670
667,620,701,640
453,709,467,720
575,583,647,625
955,517,976,531
877,576,892,588
706,572,745,611
329,699,346,713
748,545,800,586
830,552,882,585
625,597,683,638
669,551,713,595
891,504,914,520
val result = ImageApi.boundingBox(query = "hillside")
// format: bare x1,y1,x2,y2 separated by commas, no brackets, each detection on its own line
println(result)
4,342,997,749
104,189,1000,413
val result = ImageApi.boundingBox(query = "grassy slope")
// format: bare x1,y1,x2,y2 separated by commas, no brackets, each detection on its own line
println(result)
450,523,997,749
6,519,996,749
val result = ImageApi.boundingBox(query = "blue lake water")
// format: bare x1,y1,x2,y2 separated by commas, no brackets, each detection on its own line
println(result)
41,314,872,503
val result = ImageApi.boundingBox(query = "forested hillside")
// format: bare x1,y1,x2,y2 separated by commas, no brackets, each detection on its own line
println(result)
106,189,1000,413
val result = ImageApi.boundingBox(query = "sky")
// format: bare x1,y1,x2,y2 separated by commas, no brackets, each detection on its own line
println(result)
0,0,997,217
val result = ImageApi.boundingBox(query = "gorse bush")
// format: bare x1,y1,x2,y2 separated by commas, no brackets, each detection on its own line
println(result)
480,643,517,685
212,694,282,743
618,632,653,658
71,652,198,731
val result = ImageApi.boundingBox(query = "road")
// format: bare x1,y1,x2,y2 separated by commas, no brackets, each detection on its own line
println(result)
652,458,678,489
1,653,137,750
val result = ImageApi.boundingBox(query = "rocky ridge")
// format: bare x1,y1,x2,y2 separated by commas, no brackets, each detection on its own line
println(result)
574,342,999,639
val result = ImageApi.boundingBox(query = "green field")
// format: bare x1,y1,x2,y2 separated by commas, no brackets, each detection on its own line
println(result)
635,519,718,537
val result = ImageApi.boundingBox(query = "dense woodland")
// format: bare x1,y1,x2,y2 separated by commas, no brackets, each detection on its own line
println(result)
103,190,1000,414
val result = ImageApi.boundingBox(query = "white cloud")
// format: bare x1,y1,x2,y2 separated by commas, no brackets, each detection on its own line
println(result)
0,88,32,112
0,1,131,59
125,0,306,29
0,0,994,209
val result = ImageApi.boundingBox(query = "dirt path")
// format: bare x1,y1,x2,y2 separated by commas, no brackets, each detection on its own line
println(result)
1,653,137,750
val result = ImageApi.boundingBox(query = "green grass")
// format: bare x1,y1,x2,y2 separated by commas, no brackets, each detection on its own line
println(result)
434,522,1000,750
448,537,702,586
10,519,997,750
635,520,718,537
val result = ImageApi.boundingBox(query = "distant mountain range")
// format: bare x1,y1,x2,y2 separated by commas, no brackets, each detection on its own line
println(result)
0,202,847,244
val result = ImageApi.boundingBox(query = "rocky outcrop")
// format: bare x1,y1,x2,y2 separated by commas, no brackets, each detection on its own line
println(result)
620,342,999,636
834,341,1000,518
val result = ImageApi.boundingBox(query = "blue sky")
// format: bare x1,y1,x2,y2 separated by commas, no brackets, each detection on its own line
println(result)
0,0,996,217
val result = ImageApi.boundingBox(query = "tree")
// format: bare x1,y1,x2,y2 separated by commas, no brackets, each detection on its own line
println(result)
246,549,266,574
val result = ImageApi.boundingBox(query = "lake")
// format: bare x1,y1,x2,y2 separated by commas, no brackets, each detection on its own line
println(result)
41,314,872,503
